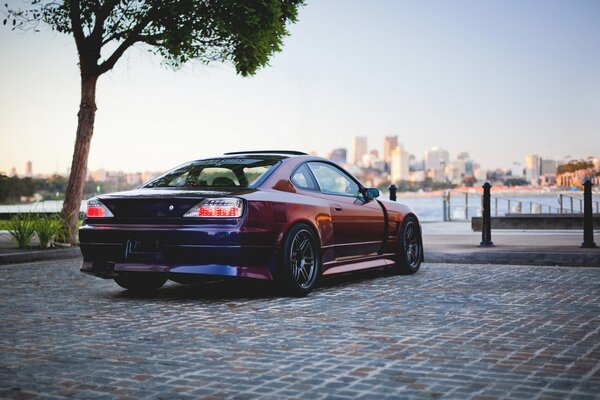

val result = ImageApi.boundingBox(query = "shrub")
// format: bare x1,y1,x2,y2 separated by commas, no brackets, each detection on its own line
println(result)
54,212,83,245
7,214,35,249
34,215,61,249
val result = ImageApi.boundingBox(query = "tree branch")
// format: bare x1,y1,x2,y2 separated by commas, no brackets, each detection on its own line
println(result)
97,13,153,74
90,0,118,46
68,0,85,50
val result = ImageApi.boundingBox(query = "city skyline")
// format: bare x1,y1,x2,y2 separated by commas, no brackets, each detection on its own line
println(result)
1,1,599,174
6,139,595,180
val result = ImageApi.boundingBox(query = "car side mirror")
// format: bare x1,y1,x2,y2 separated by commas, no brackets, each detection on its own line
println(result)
363,188,380,200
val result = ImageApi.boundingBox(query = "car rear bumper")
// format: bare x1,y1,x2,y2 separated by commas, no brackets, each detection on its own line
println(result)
81,258,274,280
79,224,278,280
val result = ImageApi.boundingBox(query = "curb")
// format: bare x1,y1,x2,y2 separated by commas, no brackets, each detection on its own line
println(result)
0,248,81,265
425,250,600,268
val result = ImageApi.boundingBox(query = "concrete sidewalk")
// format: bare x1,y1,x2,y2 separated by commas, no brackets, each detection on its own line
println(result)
0,231,80,264
423,221,600,267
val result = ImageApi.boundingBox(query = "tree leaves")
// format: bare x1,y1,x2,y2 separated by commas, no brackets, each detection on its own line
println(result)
5,0,305,77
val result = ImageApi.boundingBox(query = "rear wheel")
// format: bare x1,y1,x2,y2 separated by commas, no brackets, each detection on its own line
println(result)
114,274,167,292
278,224,321,296
395,216,422,274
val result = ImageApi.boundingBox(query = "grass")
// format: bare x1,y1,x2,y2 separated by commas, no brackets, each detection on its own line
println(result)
2,213,81,249
7,214,36,249
34,216,61,248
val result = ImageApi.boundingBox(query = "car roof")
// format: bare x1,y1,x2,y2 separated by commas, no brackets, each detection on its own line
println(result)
223,150,308,157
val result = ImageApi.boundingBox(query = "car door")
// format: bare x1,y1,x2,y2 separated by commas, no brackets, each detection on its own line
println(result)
306,162,385,259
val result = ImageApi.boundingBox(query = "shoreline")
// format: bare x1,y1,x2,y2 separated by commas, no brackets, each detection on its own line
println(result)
391,187,597,198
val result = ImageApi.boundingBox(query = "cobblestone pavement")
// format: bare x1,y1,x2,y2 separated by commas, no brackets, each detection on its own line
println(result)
1,260,599,400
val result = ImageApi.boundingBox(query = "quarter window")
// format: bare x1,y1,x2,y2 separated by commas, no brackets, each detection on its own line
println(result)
307,162,360,197
291,164,318,190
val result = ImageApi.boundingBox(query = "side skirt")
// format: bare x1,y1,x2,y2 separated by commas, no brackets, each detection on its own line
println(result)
321,253,396,276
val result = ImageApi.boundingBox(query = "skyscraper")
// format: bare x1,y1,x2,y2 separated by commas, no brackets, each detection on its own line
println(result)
351,136,367,166
383,136,398,171
327,148,347,165
540,158,558,176
25,161,32,177
391,144,409,183
511,162,524,178
423,147,449,172
525,154,539,183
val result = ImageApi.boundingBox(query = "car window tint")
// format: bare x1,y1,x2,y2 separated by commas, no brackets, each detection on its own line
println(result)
244,166,272,186
307,162,360,196
144,158,280,189
291,164,317,190
197,168,240,186
167,171,189,187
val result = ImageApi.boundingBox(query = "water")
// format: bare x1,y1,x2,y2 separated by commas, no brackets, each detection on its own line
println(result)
0,193,596,223
391,193,598,222
0,200,87,214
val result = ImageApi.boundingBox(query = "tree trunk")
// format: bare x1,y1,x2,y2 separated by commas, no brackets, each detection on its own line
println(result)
60,72,98,244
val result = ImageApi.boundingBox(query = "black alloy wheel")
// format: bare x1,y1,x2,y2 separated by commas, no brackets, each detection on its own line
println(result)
280,223,320,296
396,216,422,274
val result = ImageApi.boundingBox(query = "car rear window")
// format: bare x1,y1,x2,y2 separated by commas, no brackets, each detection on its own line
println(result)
144,158,280,189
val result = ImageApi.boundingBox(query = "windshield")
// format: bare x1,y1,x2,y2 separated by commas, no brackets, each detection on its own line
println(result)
144,157,280,189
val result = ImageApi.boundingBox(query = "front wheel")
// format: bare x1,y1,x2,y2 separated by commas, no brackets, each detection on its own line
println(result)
114,274,167,292
278,224,321,296
395,216,423,274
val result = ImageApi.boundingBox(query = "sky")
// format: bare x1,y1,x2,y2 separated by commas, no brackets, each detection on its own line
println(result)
0,0,599,175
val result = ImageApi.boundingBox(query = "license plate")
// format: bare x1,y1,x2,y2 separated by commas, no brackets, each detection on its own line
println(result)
128,240,161,254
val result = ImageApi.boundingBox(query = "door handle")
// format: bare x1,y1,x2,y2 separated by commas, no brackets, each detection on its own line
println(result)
333,204,343,212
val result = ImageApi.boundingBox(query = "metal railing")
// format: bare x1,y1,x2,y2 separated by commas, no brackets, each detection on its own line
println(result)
558,194,600,214
441,191,599,221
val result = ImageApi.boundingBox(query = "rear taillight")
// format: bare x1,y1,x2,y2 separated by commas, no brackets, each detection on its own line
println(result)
86,199,114,218
183,198,244,218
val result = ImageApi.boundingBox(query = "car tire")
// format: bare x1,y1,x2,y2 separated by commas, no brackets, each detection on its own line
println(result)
114,274,167,292
395,215,422,275
278,223,321,296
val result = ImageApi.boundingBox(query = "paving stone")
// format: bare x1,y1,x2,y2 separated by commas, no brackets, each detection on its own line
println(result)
0,260,599,399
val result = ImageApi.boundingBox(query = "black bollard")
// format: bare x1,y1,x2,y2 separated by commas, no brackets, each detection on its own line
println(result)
389,185,397,202
442,191,449,222
580,180,597,248
479,182,494,247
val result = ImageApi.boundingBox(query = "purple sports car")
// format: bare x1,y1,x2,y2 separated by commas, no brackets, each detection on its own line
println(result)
80,151,423,295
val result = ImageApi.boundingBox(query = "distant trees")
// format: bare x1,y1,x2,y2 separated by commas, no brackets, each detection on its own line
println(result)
0,174,151,203
5,0,304,242
461,176,477,187
0,175,35,203
557,160,594,175
504,178,529,187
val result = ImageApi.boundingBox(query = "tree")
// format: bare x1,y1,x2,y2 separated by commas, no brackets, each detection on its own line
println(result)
4,0,304,242
461,176,477,187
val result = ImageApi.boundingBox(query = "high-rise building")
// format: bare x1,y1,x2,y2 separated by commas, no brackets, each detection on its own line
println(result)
351,136,367,166
383,136,398,171
453,152,474,178
89,169,108,182
25,161,32,177
511,162,524,178
390,144,409,183
9,167,17,177
540,158,558,176
327,148,347,165
525,154,539,184
423,147,449,172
